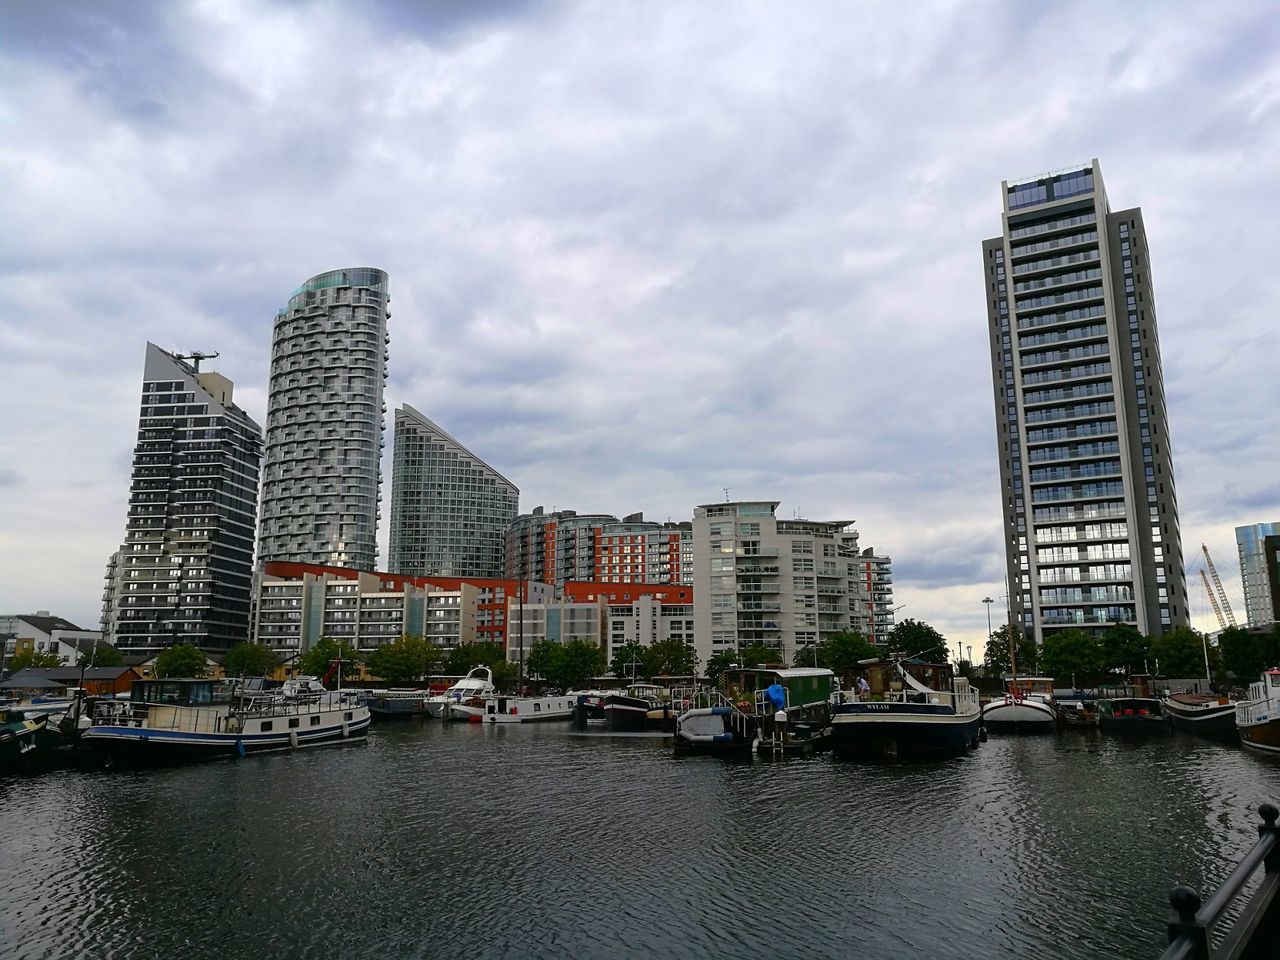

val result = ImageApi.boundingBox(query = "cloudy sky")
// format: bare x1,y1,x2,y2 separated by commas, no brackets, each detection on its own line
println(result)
2,0,1278,650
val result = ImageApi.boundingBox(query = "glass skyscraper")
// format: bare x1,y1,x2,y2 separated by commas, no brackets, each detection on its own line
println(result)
1236,523,1280,627
388,404,519,578
105,343,262,653
258,267,389,572
983,160,1187,642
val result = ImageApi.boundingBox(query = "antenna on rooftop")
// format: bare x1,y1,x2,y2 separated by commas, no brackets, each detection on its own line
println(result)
173,350,220,372
723,488,731,502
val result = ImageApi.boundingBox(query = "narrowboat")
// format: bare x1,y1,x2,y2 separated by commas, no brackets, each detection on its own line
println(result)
478,695,577,723
1236,669,1280,755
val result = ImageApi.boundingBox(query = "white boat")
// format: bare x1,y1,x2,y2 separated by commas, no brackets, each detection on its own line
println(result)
981,676,1058,732
477,694,578,724
1236,669,1280,755
81,678,370,767
429,667,496,719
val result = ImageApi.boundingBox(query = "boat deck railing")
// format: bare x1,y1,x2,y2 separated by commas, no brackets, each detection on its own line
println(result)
1160,803,1280,960
1235,696,1271,727
89,694,362,734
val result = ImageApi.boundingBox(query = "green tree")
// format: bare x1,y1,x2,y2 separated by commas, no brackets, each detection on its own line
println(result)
444,642,506,676
1100,622,1151,676
490,660,520,693
1150,626,1210,679
645,638,698,678
297,637,361,682
1039,629,1102,686
1219,625,1263,682
526,639,603,691
364,634,441,685
983,625,1038,677
704,650,737,685
9,649,63,672
887,618,950,662
610,643,650,681
222,642,279,678
154,643,208,679
736,644,783,669
813,630,877,681
78,644,124,668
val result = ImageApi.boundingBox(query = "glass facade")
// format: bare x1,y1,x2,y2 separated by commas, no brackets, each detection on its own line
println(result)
1236,523,1280,627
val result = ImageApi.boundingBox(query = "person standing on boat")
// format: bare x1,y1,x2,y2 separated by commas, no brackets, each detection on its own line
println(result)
856,675,870,699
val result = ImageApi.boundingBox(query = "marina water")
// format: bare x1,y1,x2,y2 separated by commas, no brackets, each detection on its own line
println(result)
2,724,1279,960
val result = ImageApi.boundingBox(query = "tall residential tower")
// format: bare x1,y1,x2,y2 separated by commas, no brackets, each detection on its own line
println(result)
258,268,389,571
983,160,1187,643
1236,523,1280,628
105,344,262,653
388,404,519,579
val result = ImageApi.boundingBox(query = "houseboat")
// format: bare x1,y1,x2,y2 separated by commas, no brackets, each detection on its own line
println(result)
368,689,434,719
830,661,981,760
981,676,1058,733
604,684,673,731
1095,695,1173,734
1164,691,1237,739
477,695,577,724
81,678,370,766
1236,669,1280,755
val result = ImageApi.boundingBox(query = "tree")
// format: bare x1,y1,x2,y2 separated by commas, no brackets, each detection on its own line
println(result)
364,634,441,685
983,625,1038,677
610,643,649,682
9,649,63,672
222,642,279,678
78,645,123,668
153,643,208,679
526,639,604,691
736,644,784,669
704,650,737,685
1100,622,1151,677
1150,626,1210,679
1039,629,1102,686
813,630,877,681
887,618,950,662
297,637,361,683
444,642,506,676
645,638,698,678
1218,625,1280,684
490,660,520,693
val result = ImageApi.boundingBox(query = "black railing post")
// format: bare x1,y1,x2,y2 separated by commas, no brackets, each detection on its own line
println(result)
1166,886,1210,959
1258,804,1279,873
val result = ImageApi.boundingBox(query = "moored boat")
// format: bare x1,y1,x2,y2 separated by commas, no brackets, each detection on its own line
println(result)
830,661,981,761
604,684,670,732
368,689,433,719
480,695,577,723
0,709,48,769
1164,692,1236,739
1236,669,1280,755
674,691,758,755
81,678,370,767
429,667,496,719
981,676,1058,733
1096,696,1173,734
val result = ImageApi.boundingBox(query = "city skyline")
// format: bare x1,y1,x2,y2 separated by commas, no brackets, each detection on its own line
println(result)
3,2,1279,651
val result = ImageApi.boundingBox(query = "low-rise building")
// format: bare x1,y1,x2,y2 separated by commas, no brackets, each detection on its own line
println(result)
1,613,107,677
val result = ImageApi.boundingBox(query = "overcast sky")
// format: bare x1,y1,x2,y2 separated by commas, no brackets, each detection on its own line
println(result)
2,0,1278,650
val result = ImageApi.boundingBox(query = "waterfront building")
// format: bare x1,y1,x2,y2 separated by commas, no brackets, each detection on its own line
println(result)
982,160,1188,642
1236,523,1280,628
105,344,263,655
562,582,695,665
857,547,895,644
258,267,389,572
691,501,864,667
251,561,551,657
504,507,619,589
388,404,518,579
0,613,104,677
597,515,693,585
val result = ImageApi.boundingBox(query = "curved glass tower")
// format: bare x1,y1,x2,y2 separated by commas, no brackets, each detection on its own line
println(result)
258,267,389,571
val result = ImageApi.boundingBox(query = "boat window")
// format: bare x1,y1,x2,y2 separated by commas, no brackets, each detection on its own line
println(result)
288,718,300,729
262,721,273,732
534,702,541,712
311,716,321,726
344,712,353,720
1270,674,1280,688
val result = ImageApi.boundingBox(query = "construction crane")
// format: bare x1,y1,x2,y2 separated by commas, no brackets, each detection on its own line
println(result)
1200,568,1228,631
1201,543,1237,628
173,350,219,372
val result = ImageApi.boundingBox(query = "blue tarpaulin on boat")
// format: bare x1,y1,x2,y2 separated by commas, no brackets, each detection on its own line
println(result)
765,684,787,710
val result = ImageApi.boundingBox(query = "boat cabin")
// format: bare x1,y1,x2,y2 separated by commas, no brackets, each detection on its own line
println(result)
129,679,215,707
865,661,951,698
1097,697,1166,719
1003,676,1055,697
721,667,836,708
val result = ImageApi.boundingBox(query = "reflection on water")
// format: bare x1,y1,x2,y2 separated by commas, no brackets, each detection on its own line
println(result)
2,724,1279,960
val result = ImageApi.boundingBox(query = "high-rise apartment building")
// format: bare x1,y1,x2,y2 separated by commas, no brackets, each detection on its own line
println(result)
258,267,389,571
504,507,619,589
597,514,693,585
105,344,262,653
389,404,519,579
983,160,1187,642
691,501,864,667
1236,523,1280,628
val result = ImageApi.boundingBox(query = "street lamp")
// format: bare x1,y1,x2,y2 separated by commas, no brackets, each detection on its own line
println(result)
982,597,994,639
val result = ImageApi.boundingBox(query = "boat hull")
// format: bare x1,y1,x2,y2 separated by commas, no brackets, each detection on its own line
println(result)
1097,714,1173,734
981,698,1057,733
604,695,652,732
1165,701,1237,739
82,713,371,768
831,703,982,760
369,696,432,718
673,706,757,755
1238,717,1280,754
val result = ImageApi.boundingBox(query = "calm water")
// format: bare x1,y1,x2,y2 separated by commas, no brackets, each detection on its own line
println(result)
2,724,1280,960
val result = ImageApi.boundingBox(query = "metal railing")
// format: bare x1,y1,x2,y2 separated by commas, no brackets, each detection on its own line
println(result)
1161,804,1280,959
